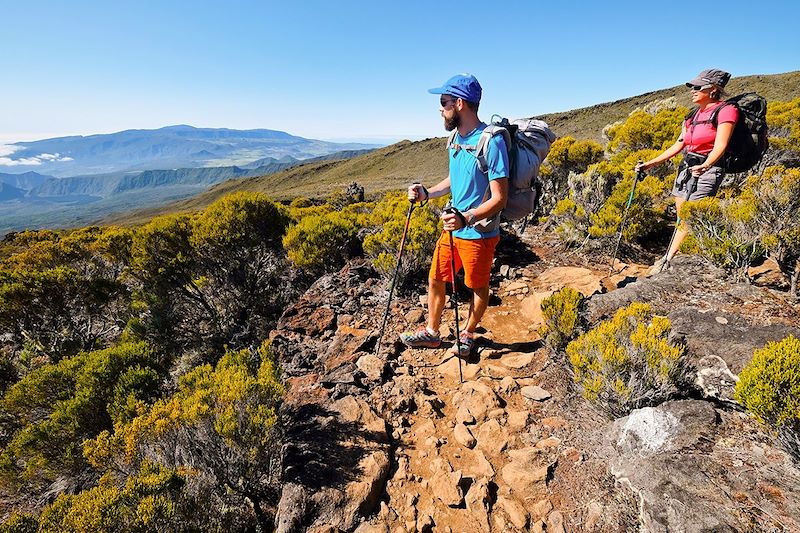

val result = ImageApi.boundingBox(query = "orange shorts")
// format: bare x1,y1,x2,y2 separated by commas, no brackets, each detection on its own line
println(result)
429,232,499,289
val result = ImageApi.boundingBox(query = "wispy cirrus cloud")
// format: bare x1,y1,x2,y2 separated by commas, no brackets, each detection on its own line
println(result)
0,145,73,166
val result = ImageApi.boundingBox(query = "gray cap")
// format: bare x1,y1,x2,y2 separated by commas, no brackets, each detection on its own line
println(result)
686,68,731,88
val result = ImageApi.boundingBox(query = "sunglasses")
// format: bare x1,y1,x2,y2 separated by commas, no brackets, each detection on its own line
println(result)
689,85,710,91
440,97,459,107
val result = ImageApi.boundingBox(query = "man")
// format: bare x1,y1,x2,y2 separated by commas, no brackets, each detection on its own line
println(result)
400,74,509,357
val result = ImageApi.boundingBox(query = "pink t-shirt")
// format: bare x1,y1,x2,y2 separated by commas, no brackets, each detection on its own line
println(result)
683,102,739,155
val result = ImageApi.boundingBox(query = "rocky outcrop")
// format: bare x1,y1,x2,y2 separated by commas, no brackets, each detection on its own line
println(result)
603,400,800,532
271,262,392,532
588,255,800,403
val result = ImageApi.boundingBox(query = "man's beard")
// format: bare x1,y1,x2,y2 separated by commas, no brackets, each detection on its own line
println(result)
444,112,460,132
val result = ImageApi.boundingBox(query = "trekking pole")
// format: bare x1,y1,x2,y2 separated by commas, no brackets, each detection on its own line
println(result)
374,197,418,356
608,164,644,276
443,207,464,383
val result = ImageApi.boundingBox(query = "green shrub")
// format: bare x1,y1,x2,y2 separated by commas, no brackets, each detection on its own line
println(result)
36,462,183,533
766,98,800,153
549,168,614,247
540,136,605,214
681,197,765,281
566,302,686,418
735,335,800,459
289,196,314,209
362,192,443,281
589,173,669,242
549,197,588,247
190,191,290,253
83,341,283,531
605,106,687,153
0,513,38,533
539,287,583,351
0,342,158,486
740,166,800,295
282,211,360,271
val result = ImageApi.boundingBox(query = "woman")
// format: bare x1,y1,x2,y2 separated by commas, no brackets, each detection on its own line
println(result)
636,68,738,275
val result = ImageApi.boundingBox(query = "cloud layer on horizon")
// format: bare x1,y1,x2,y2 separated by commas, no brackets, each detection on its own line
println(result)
0,145,73,166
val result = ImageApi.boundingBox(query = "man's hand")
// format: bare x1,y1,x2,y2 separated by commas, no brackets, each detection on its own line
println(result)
442,208,466,232
408,183,427,203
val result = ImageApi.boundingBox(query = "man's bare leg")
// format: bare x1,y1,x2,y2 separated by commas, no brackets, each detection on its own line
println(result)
465,285,490,333
427,278,447,333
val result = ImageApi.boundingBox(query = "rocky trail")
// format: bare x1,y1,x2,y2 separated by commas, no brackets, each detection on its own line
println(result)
269,230,800,533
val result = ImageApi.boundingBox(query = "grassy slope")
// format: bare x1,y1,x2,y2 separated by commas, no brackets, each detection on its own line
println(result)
106,71,800,227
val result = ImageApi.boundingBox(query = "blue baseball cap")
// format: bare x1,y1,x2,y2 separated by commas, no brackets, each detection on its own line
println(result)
428,74,482,103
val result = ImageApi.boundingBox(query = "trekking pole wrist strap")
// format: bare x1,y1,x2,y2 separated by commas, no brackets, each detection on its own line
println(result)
452,208,468,228
412,183,429,207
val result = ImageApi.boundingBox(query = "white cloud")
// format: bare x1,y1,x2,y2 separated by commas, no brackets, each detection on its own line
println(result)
0,156,41,166
0,145,20,157
0,148,73,166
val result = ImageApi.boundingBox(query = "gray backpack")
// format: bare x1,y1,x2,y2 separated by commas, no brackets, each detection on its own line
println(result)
447,116,556,230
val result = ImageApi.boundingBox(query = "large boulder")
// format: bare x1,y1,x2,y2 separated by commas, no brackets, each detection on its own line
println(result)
603,400,800,532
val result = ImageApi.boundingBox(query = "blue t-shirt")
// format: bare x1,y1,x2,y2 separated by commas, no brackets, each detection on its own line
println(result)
448,123,509,239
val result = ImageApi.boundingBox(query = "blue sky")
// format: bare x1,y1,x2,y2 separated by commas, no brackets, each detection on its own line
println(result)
1,0,798,144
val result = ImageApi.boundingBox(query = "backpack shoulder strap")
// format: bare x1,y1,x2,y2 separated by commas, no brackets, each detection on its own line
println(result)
474,126,511,174
709,101,737,128
446,130,458,150
447,129,480,156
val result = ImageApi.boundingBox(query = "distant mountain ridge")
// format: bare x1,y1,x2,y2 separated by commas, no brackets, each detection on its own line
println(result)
0,171,54,190
107,70,800,227
26,149,375,198
0,149,375,236
1,125,379,178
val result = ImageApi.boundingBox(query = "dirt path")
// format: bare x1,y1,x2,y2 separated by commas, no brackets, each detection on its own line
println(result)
358,260,647,533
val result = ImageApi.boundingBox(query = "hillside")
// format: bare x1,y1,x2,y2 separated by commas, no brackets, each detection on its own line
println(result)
270,246,800,532
539,70,800,142
107,71,800,227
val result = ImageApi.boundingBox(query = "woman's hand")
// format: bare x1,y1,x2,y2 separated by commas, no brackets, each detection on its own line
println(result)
689,164,708,177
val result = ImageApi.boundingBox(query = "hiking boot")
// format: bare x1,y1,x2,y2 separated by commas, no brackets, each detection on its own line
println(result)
400,327,442,348
647,257,670,276
449,331,475,358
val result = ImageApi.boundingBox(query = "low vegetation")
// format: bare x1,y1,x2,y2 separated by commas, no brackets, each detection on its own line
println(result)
0,192,296,529
682,165,800,292
539,287,583,352
566,303,686,418
735,335,800,461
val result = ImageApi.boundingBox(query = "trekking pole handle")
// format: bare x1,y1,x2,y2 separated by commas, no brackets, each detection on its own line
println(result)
635,161,645,181
443,206,467,229
410,183,429,207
